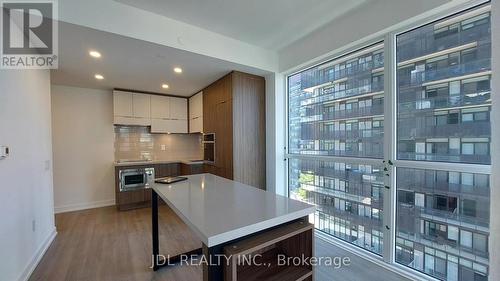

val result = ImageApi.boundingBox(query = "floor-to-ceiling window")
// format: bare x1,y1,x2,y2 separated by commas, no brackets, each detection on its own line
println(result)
286,2,491,280
395,4,491,281
288,43,386,255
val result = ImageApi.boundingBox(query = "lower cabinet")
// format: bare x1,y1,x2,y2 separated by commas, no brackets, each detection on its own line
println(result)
117,189,147,211
203,164,218,175
203,164,232,179
180,163,203,175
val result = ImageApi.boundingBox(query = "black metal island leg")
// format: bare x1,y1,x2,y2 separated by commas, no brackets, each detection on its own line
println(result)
152,189,160,271
151,189,202,272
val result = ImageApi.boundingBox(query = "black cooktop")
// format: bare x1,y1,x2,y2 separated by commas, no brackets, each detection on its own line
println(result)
155,177,188,184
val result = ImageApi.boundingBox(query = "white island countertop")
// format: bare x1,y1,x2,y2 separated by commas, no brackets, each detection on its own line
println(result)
152,173,315,247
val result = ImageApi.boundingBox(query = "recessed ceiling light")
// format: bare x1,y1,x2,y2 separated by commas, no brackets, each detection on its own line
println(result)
174,67,182,73
162,84,169,89
89,50,101,58
95,74,104,80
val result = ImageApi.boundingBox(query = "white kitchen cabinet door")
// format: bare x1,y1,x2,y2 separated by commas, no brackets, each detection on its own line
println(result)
113,91,133,117
189,116,203,133
168,119,188,133
170,97,188,120
189,91,203,119
132,94,151,119
151,119,187,133
151,95,170,119
151,119,168,133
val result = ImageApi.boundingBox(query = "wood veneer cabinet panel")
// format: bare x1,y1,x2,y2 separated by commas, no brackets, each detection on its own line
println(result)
201,71,265,186
180,163,203,175
203,84,217,133
215,99,233,179
231,71,266,189
223,220,313,281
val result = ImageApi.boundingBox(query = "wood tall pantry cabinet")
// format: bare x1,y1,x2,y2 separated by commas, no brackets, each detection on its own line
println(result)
202,71,266,190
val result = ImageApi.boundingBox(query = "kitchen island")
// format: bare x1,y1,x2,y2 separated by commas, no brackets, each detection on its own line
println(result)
151,173,315,281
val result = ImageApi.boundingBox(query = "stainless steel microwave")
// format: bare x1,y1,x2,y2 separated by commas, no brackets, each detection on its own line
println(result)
119,167,155,192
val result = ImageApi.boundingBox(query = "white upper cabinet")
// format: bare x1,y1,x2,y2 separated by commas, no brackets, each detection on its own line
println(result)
170,97,188,120
189,116,203,133
189,91,203,119
189,91,203,133
113,90,189,132
113,91,133,117
151,119,188,133
132,93,151,119
113,90,150,125
151,95,170,119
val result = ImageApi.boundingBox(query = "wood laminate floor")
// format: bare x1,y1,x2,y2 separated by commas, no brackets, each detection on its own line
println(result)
30,206,410,281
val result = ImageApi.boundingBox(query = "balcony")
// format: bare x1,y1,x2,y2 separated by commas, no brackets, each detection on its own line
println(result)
323,103,384,121
397,24,490,62
301,62,384,90
397,121,490,139
398,202,489,229
397,91,491,113
313,203,384,230
396,180,490,198
397,151,490,165
398,59,491,88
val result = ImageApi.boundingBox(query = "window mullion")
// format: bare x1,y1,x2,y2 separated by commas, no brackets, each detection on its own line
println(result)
383,31,397,264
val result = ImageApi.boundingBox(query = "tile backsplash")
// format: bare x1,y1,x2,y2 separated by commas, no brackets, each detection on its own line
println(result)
114,126,203,161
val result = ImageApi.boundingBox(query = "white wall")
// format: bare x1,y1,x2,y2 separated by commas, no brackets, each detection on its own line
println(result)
278,0,457,72
51,85,115,213
0,70,55,281
489,0,499,280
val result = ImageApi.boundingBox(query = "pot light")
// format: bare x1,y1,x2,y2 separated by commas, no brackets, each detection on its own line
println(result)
89,50,101,58
95,74,104,80
173,67,182,73
162,84,169,89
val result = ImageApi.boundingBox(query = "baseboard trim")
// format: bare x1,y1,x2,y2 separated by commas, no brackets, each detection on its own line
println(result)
17,227,57,281
54,199,116,214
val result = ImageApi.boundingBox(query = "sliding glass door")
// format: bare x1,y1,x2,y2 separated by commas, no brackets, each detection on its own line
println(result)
286,2,491,281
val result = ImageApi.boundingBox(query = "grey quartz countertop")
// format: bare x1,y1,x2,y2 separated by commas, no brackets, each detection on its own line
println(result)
152,173,315,247
114,159,205,167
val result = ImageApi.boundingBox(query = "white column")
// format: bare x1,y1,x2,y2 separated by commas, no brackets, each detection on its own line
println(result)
265,73,286,195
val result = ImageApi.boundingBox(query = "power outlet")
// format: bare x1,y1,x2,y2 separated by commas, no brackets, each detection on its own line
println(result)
0,146,9,159
161,145,166,151
32,219,36,232
44,160,51,171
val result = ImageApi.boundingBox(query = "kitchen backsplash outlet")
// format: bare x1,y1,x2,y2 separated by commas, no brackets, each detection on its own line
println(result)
114,126,202,161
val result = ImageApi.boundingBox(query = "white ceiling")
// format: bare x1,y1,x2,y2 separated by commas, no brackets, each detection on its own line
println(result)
114,0,369,50
51,22,271,96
